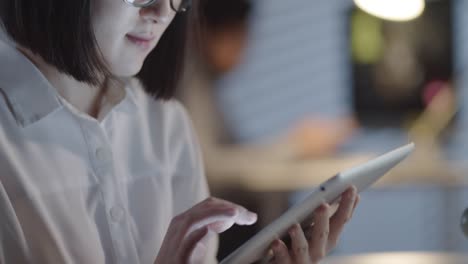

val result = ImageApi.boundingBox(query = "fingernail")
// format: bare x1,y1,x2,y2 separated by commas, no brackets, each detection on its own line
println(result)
247,211,257,219
320,203,329,212
244,211,257,224
237,209,257,225
289,225,297,236
272,239,281,250
319,203,325,210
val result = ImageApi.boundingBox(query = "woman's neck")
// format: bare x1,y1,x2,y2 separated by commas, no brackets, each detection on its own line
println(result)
17,47,125,120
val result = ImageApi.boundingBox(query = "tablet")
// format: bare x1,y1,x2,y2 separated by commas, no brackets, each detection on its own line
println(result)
220,143,415,264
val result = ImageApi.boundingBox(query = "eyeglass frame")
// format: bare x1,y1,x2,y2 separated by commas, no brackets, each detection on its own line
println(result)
123,0,191,13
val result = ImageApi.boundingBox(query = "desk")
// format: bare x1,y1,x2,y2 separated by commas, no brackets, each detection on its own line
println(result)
235,154,467,192
322,252,468,264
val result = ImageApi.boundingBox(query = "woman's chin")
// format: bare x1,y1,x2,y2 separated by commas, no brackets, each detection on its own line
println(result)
110,63,143,78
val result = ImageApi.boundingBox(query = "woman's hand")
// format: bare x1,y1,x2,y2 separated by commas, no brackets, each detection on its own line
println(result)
154,197,257,264
270,186,359,264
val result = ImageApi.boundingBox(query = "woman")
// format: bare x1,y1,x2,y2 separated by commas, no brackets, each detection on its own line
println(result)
0,0,358,263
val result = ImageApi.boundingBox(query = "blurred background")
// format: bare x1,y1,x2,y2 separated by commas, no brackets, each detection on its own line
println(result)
178,0,468,262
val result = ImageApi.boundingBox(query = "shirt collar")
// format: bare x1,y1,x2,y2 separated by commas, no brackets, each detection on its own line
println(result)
123,78,139,108
0,39,61,127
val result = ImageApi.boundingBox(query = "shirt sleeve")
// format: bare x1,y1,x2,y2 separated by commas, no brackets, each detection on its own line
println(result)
169,101,219,264
0,179,30,263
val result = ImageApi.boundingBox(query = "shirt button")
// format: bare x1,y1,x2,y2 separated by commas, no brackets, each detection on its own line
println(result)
96,148,108,162
110,206,125,222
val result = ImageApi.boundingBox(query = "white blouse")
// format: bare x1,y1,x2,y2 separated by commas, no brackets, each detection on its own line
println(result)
0,39,216,264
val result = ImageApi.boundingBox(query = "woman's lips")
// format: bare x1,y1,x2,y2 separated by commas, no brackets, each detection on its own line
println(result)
126,34,155,49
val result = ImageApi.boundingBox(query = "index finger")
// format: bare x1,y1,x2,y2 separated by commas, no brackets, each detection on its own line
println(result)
171,197,257,240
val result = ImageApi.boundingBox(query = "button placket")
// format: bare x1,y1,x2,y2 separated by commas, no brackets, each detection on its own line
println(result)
81,119,137,264
82,121,124,262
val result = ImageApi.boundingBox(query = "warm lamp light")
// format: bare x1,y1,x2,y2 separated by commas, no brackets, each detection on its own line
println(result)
354,0,425,22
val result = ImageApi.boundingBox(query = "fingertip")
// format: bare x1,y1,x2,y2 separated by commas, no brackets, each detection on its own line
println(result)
315,204,324,215
320,203,330,212
247,211,258,223
275,240,290,261
271,239,287,254
289,223,301,236
345,186,357,197
237,209,258,225
272,239,281,248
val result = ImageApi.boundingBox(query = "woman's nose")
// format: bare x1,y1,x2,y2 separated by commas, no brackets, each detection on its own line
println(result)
139,0,172,24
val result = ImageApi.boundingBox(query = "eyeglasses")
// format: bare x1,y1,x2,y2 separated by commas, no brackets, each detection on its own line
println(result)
123,0,191,13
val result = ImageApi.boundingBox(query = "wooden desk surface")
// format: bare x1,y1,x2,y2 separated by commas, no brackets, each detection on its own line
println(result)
322,252,468,264
224,151,468,192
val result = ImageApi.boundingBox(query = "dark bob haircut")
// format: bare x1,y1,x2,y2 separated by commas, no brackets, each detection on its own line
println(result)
0,0,199,100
